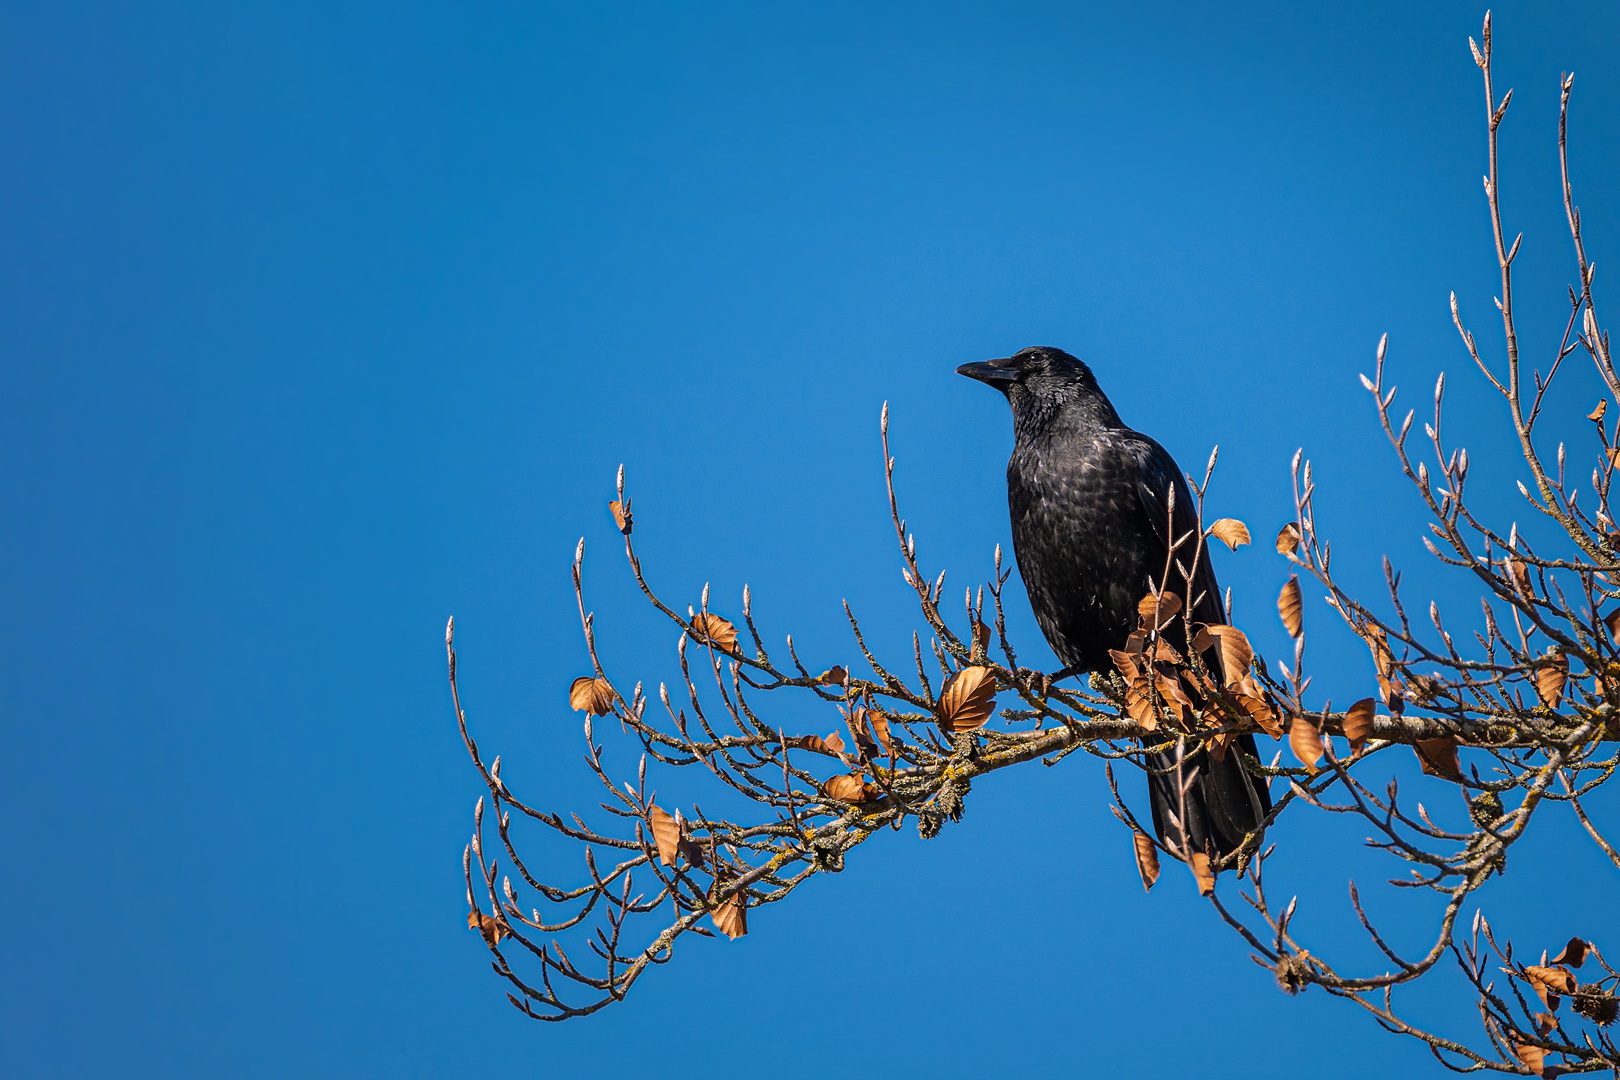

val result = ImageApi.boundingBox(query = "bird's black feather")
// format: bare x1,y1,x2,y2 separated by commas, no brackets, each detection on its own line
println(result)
960,346,1271,861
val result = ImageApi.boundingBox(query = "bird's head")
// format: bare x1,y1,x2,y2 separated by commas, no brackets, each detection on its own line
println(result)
957,347,1108,409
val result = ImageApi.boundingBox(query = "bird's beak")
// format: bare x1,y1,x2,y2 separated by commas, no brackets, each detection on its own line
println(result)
956,360,1019,387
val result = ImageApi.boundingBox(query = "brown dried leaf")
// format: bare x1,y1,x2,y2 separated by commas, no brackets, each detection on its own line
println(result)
1507,558,1533,596
608,499,633,534
1591,399,1608,422
1604,608,1620,640
821,772,879,803
1343,698,1377,756
1189,851,1216,896
1288,715,1324,773
467,910,508,948
1526,965,1577,1010
1137,590,1183,631
1203,624,1254,687
1276,523,1302,555
817,665,849,687
784,730,846,757
847,706,892,758
937,666,998,734
648,804,681,866
689,614,740,655
1132,832,1161,891
1551,938,1590,969
1234,691,1284,737
1278,577,1303,638
971,618,992,657
1514,1041,1546,1076
1206,518,1251,550
1536,654,1569,709
1414,737,1461,781
568,676,616,716
708,877,747,940
1357,624,1405,711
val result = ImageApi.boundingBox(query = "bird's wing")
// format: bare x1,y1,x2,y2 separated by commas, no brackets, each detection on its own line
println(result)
1127,433,1226,626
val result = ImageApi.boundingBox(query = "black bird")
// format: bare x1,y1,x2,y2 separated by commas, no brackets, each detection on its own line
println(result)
958,345,1271,862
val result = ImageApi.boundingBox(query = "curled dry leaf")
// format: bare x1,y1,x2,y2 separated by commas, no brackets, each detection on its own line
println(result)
817,665,849,687
1507,558,1533,596
1201,624,1254,687
468,910,508,948
1278,577,1303,638
1343,698,1377,756
608,499,632,534
708,877,747,940
937,666,997,733
845,706,891,759
689,614,741,656
1414,737,1461,781
1514,1041,1547,1076
1233,690,1284,738
971,618,992,657
1357,624,1405,711
568,676,617,716
821,772,879,803
1288,714,1325,773
1535,653,1569,709
1604,608,1620,640
784,730,846,757
1526,965,1577,1010
1136,590,1183,631
1276,523,1302,555
1189,851,1216,897
1206,518,1251,550
1110,650,1160,732
1132,832,1161,891
1591,399,1608,422
1551,937,1590,968
648,804,681,866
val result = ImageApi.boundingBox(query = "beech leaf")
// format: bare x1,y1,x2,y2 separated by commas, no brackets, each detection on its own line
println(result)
1137,590,1183,631
1414,737,1461,781
608,499,633,534
1132,832,1161,891
568,676,617,716
467,910,508,948
1289,714,1325,773
1207,518,1251,550
1276,523,1302,555
1203,624,1254,687
1514,1041,1546,1076
1343,698,1377,755
1278,577,1303,638
1189,851,1216,896
648,804,681,866
784,731,846,757
1535,653,1569,709
689,614,741,655
708,877,748,940
1591,399,1608,422
972,618,992,657
1551,937,1590,968
821,772,878,803
937,666,998,733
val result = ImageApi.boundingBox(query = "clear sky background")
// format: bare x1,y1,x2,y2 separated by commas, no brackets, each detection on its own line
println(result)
4,2,1619,1077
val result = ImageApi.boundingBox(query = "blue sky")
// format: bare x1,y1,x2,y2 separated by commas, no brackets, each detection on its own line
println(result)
4,2,1619,1076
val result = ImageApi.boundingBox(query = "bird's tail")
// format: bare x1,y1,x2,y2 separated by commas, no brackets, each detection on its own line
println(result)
1143,733,1272,862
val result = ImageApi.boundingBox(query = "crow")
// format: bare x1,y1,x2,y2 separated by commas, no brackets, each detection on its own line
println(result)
958,345,1271,862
